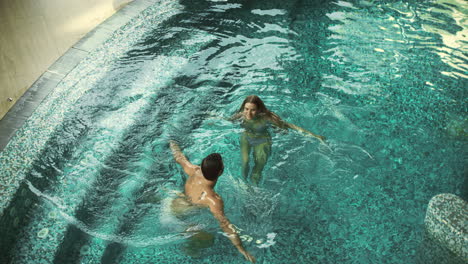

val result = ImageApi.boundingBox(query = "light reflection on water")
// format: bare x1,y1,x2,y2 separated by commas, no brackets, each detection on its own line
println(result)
1,0,466,263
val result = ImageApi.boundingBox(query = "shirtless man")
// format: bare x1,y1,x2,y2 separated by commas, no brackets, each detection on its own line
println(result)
169,141,255,263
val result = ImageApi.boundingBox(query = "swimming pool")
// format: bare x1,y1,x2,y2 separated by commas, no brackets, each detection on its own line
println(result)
0,0,466,263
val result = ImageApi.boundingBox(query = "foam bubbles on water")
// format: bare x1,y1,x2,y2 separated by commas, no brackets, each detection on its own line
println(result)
251,9,286,16
256,233,277,248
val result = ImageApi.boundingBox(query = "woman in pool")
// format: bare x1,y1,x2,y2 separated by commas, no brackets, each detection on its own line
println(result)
230,95,325,185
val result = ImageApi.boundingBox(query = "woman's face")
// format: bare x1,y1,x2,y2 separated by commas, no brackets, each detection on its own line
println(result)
243,102,258,120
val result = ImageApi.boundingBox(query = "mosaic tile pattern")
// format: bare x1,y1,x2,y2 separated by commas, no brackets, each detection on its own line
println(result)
425,193,468,262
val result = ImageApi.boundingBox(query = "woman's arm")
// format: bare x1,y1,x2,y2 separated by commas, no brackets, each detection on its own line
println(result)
227,112,243,122
267,112,326,142
205,111,241,124
286,122,326,141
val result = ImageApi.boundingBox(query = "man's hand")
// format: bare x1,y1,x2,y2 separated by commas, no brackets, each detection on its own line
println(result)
170,140,183,160
169,140,196,175
169,140,178,150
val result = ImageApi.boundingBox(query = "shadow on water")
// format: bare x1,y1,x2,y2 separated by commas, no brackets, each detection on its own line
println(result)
52,90,174,263
3,0,465,263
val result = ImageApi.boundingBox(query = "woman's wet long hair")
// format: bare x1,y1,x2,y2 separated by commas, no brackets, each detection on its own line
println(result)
237,95,287,128
238,95,267,114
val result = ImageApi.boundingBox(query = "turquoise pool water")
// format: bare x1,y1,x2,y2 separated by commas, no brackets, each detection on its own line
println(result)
0,0,466,263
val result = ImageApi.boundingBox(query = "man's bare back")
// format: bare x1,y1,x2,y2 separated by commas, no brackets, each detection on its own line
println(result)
170,168,220,215
169,141,255,263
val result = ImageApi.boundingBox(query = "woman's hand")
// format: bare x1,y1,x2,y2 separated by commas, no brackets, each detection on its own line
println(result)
316,135,326,142
305,132,326,143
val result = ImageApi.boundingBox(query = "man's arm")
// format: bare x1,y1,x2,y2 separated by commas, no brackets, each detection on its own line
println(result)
169,141,197,176
209,196,255,263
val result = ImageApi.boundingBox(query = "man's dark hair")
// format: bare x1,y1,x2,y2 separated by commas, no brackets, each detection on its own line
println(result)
201,153,224,181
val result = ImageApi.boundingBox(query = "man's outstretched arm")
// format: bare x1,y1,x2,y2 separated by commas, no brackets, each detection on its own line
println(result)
209,196,255,263
169,141,196,176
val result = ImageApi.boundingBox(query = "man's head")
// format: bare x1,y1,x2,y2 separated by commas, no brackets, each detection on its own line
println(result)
201,153,224,181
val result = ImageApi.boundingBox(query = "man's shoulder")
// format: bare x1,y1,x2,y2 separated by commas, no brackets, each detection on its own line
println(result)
210,190,222,200
187,165,202,177
206,190,223,204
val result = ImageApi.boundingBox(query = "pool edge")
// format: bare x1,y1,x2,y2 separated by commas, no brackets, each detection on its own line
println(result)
0,0,156,152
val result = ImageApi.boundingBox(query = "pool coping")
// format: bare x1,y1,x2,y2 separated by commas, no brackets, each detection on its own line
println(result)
0,0,156,152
